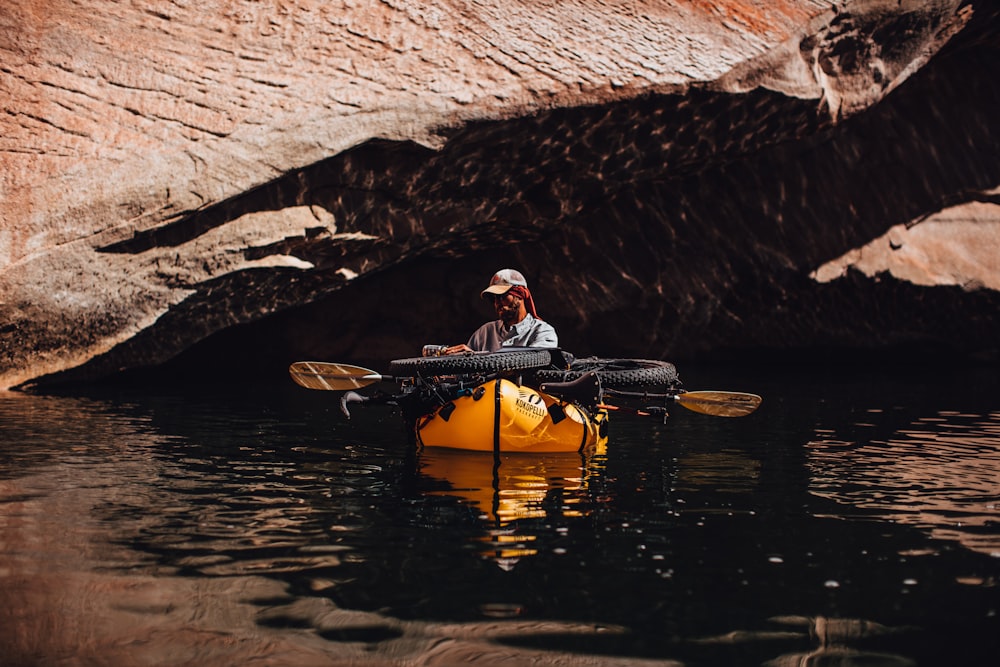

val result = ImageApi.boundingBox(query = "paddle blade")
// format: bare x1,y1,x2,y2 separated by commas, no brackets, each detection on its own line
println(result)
289,361,385,391
674,391,762,417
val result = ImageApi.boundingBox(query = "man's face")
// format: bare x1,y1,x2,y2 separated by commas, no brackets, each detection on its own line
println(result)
493,292,523,324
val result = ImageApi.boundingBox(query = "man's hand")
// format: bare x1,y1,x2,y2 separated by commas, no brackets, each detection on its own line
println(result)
443,344,474,355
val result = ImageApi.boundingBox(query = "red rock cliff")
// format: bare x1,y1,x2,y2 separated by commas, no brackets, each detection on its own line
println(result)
1,0,997,389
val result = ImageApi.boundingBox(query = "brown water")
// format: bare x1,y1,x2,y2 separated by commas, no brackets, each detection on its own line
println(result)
1,362,998,666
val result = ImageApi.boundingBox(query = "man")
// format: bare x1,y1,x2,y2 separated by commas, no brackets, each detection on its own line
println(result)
444,268,558,353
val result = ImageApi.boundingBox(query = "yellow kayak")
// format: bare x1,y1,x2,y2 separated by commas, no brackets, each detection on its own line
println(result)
414,377,608,454
289,350,760,455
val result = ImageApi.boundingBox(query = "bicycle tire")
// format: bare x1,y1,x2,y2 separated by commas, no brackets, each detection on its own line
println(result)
533,357,679,389
389,348,552,376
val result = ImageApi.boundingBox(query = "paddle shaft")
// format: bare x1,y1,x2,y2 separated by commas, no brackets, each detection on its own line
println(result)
605,388,762,417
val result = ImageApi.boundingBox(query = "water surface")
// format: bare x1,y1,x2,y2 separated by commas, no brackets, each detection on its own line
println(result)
1,362,997,666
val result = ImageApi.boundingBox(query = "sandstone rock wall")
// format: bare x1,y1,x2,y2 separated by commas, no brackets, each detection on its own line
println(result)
1,0,997,389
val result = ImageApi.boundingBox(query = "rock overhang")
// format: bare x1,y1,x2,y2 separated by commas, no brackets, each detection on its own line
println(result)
1,0,998,390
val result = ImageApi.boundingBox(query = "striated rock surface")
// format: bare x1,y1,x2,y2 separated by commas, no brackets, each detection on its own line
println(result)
1,0,998,390
813,197,1000,291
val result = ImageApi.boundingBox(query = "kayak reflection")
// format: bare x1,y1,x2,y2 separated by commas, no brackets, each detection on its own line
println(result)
417,444,606,568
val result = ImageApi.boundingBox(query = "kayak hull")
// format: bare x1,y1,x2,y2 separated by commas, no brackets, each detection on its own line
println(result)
414,378,608,453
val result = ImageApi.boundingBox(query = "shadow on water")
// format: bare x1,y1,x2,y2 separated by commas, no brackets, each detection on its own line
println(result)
1,360,998,666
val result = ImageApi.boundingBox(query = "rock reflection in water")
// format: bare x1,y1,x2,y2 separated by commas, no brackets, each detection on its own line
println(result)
806,409,1000,556
695,615,915,667
766,616,915,667
0,393,349,665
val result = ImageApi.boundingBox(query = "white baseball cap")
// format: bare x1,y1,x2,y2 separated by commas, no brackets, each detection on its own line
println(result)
480,268,528,297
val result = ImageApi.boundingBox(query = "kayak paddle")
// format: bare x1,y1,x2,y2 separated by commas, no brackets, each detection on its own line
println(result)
290,362,762,417
601,386,762,417
672,390,762,417
289,361,393,391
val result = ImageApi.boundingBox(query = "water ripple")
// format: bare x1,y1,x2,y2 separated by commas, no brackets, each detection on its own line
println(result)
806,410,1000,555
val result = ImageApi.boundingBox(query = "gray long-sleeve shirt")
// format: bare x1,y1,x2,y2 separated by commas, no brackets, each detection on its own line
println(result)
466,314,558,351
